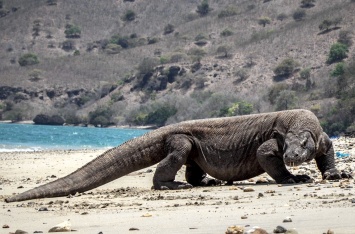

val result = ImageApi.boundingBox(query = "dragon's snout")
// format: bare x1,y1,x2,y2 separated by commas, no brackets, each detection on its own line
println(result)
283,149,304,167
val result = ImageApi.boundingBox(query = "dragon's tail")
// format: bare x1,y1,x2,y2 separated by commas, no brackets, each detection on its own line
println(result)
5,131,166,202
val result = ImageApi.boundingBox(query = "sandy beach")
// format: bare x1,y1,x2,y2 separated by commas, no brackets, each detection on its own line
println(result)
1,138,354,234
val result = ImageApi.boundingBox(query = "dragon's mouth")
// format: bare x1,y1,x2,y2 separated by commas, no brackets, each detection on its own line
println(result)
284,160,303,167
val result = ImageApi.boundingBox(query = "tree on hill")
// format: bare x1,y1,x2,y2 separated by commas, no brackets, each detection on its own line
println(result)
258,17,271,27
196,0,211,16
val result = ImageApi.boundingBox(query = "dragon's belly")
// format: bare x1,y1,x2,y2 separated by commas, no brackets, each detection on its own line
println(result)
194,145,265,181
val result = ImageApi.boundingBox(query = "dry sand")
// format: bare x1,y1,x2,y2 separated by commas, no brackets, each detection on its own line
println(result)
0,138,354,234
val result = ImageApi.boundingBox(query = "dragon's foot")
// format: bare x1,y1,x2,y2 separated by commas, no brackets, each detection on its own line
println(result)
278,174,313,184
200,177,222,186
323,168,353,180
153,181,193,190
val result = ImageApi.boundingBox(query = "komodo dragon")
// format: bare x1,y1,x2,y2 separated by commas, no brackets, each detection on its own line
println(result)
5,109,351,202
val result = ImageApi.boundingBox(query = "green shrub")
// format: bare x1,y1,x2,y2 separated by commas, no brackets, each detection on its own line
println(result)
145,105,177,127
137,57,159,74
88,106,113,127
5,110,24,122
123,10,136,21
216,45,231,58
188,48,206,58
331,62,346,77
163,24,175,35
62,40,75,51
319,20,332,31
159,56,169,64
277,13,288,21
249,30,274,43
64,113,83,125
196,0,210,16
258,17,271,27
105,43,122,54
327,42,348,64
148,37,159,44
273,58,299,77
224,101,253,116
18,53,39,66
268,83,289,104
111,92,124,102
235,68,249,81
293,9,306,21
194,34,206,41
300,68,311,79
338,30,353,47
301,0,316,8
28,69,42,81
275,90,298,111
169,53,187,63
73,50,80,56
218,7,237,18
220,28,233,37
64,24,81,38
47,0,57,6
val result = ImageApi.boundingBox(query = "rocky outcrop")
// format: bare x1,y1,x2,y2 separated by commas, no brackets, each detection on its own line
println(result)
33,114,65,125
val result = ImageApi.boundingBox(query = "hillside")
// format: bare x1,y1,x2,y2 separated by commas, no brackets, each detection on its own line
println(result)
0,0,354,134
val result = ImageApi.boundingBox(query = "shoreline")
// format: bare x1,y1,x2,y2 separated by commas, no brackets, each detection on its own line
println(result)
0,120,157,130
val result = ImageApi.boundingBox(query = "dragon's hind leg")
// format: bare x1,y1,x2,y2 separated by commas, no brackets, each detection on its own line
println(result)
153,134,193,190
185,160,221,186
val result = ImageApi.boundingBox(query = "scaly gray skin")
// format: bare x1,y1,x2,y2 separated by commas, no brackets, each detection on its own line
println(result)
5,109,351,202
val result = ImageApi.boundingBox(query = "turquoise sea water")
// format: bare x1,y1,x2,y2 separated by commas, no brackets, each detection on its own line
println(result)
0,123,149,152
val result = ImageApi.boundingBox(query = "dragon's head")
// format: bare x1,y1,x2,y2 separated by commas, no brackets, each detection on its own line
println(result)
283,131,316,167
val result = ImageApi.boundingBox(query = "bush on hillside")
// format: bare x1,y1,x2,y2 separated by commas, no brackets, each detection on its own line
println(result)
301,0,316,8
137,57,159,74
273,58,299,77
163,24,175,35
338,30,353,47
327,42,348,64
319,20,332,31
28,69,43,81
268,83,289,104
218,7,238,18
88,106,113,127
331,62,346,77
258,17,271,27
293,9,306,21
277,13,288,21
219,101,253,116
300,68,311,79
235,68,249,82
220,28,233,37
18,53,39,66
188,48,206,62
123,10,136,21
216,45,232,58
47,0,57,6
62,40,75,51
196,0,210,16
275,90,299,111
105,43,122,54
64,24,81,38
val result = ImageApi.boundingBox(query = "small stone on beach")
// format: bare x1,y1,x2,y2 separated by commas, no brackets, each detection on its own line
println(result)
225,225,244,234
243,187,255,192
283,217,292,223
274,225,287,233
38,207,48,211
